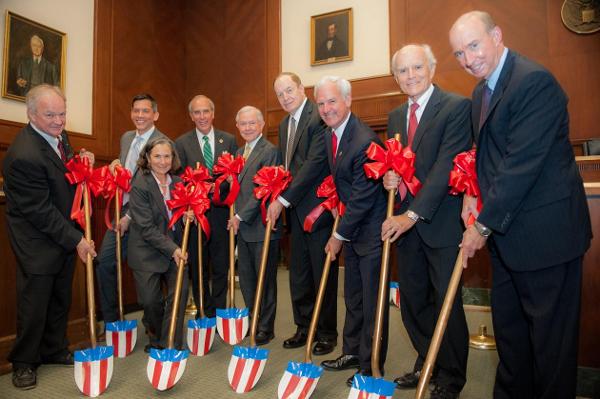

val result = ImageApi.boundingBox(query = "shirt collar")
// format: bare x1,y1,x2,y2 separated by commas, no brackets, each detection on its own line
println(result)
245,134,263,150
196,127,215,142
408,83,435,110
135,126,155,142
332,112,352,140
30,122,60,150
486,47,508,92
290,97,308,122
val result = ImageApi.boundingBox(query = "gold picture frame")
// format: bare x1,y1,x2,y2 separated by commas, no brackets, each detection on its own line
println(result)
2,10,66,102
311,8,353,66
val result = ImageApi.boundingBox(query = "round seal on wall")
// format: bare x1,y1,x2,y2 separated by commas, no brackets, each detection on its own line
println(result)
561,0,600,34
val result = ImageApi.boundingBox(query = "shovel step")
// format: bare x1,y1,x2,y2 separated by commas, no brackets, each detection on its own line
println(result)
74,346,114,398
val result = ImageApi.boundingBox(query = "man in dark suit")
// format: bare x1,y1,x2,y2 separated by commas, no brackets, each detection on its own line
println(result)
314,76,387,387
228,106,281,345
380,45,471,399
450,11,592,398
315,23,348,61
267,72,337,355
3,84,96,390
175,95,238,317
95,94,166,333
16,35,59,96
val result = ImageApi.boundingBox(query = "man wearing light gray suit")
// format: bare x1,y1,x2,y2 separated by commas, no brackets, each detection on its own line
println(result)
96,94,167,334
175,95,238,317
228,106,282,345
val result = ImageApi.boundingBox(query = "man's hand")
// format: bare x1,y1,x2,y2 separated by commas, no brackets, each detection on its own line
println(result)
460,225,487,268
383,170,400,191
172,248,188,265
266,200,284,228
109,159,121,175
324,236,343,261
79,148,95,167
227,216,240,235
461,195,479,227
381,213,416,242
76,237,96,263
115,216,131,236
16,78,27,88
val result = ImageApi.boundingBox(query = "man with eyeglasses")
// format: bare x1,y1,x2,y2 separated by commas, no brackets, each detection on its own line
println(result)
227,106,281,345
95,93,166,351
3,84,96,390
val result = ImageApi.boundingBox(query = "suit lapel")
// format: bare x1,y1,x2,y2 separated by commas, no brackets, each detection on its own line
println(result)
334,114,355,174
411,86,442,151
213,130,230,161
239,137,266,181
397,104,409,146
325,128,334,172
288,101,312,160
146,173,170,221
28,126,67,173
477,50,515,133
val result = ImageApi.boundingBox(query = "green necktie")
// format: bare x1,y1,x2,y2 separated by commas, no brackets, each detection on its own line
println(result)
202,135,213,171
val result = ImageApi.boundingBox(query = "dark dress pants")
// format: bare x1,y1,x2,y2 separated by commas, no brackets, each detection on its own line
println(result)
288,211,338,340
95,226,129,323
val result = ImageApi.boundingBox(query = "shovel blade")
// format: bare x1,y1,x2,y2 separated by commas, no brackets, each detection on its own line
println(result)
389,282,400,308
227,345,269,393
105,320,138,358
74,346,114,397
347,374,395,399
216,308,250,345
147,348,189,391
278,361,323,399
187,317,216,356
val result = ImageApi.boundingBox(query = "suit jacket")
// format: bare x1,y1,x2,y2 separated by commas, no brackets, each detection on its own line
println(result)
473,50,591,270
388,86,472,248
325,114,386,251
175,128,238,203
127,172,183,273
278,100,332,231
3,124,82,274
16,56,59,96
235,136,282,243
315,36,348,61
119,128,167,166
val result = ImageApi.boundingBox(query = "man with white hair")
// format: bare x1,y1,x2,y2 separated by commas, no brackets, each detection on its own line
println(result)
16,35,59,96
315,76,388,387
380,44,472,399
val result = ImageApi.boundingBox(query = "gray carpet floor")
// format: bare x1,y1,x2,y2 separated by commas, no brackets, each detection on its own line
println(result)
0,268,501,398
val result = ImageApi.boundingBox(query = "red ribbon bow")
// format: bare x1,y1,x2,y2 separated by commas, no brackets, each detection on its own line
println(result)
212,153,245,206
65,155,95,229
253,166,292,225
180,165,213,194
88,165,133,230
166,182,211,237
448,149,482,225
363,138,422,197
303,175,346,232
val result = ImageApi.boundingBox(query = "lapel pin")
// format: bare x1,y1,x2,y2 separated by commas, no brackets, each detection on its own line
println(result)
218,138,224,144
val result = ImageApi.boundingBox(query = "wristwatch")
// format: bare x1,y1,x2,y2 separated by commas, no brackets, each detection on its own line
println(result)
474,220,492,237
406,210,420,222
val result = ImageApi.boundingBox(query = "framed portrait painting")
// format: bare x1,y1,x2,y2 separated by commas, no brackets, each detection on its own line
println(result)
2,11,66,102
311,8,353,66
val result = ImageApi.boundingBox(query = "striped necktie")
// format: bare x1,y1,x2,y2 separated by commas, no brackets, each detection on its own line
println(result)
202,135,213,171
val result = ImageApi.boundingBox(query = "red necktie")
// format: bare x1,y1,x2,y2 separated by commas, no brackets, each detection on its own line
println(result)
57,138,67,163
332,130,338,162
407,102,419,148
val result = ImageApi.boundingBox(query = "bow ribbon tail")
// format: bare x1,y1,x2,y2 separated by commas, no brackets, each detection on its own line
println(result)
168,207,187,230
197,215,211,239
212,175,226,206
260,196,269,226
303,205,326,233
222,178,240,206
104,191,116,230
70,183,87,230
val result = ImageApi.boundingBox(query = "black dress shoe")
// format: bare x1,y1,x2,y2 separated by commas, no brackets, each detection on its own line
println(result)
312,339,336,356
43,351,74,366
283,330,307,348
144,344,164,353
255,331,274,346
394,370,422,389
321,354,360,371
13,368,36,390
430,384,459,399
346,369,373,387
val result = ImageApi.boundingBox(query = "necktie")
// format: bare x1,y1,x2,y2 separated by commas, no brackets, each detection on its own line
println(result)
243,144,251,159
57,137,67,163
331,130,338,162
202,135,213,171
479,83,493,129
285,116,297,169
407,102,419,148
125,136,142,173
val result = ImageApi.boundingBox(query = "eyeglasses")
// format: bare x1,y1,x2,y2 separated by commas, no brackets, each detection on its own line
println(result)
237,120,259,128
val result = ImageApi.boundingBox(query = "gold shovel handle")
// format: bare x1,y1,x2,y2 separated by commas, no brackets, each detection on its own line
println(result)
249,220,273,346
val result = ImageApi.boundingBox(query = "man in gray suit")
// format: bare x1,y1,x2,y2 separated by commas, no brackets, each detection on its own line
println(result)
95,94,167,343
228,106,281,345
175,95,238,317
16,35,59,96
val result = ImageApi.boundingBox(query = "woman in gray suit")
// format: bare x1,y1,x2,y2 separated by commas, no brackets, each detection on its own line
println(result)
127,137,190,352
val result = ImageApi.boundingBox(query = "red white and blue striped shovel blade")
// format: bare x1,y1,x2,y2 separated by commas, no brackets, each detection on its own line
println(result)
389,282,400,308
147,348,189,391
228,345,269,393
74,346,114,397
105,319,137,358
187,317,216,356
278,361,323,399
348,375,396,399
216,308,250,345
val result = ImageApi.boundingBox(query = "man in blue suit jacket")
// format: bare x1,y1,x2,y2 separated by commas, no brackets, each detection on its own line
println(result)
450,11,592,398
315,76,388,387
